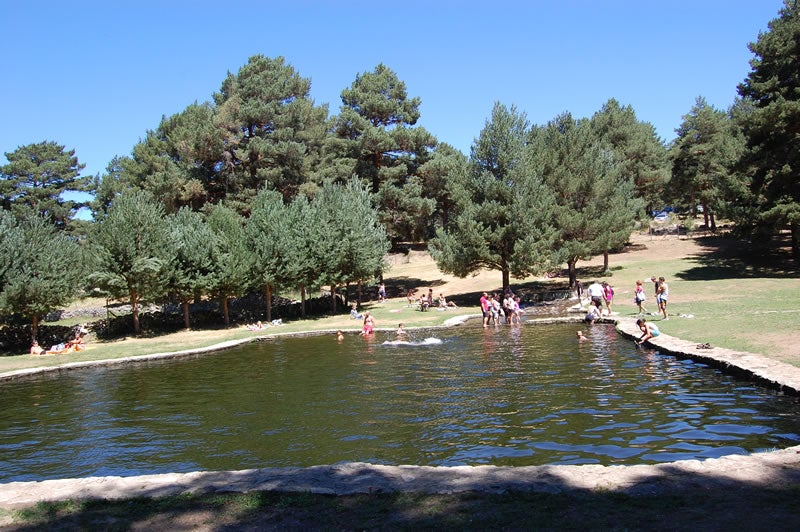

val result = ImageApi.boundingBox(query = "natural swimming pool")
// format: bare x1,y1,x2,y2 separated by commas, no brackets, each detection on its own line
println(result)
1,323,798,482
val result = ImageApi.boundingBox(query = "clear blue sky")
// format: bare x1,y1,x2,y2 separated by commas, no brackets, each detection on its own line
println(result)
0,0,785,179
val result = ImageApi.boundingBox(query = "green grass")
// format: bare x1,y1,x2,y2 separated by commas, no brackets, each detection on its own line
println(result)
5,487,800,530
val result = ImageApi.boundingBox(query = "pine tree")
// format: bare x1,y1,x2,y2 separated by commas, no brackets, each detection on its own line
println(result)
312,178,390,309
323,64,437,243
89,190,173,335
1,141,93,232
590,98,669,215
206,204,249,326
529,113,641,286
669,97,742,230
737,0,800,257
246,188,291,323
167,208,217,328
214,55,329,210
430,103,556,290
0,212,84,341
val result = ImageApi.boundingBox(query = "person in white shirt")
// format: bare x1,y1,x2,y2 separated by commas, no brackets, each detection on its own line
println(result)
587,280,604,308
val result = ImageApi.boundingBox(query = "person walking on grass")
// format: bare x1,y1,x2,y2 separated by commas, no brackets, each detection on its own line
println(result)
377,282,386,303
602,281,614,315
650,276,662,316
658,276,669,320
634,280,647,315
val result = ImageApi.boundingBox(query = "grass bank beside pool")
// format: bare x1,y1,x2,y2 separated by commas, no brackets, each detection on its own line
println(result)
1,232,798,378
0,298,474,376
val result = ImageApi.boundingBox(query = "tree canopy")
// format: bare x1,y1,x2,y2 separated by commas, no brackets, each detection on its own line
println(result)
323,64,437,243
1,141,93,232
737,0,800,258
430,103,556,290
89,189,173,335
528,112,642,286
0,211,85,340
669,97,743,230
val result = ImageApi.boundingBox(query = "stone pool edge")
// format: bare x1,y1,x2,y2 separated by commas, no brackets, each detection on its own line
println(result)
1,314,799,507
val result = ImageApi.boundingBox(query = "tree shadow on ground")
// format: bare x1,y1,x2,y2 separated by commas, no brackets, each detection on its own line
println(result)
676,233,799,281
8,461,800,530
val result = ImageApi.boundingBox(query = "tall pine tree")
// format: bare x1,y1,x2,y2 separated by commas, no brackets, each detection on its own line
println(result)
737,0,800,258
1,141,93,232
323,64,437,243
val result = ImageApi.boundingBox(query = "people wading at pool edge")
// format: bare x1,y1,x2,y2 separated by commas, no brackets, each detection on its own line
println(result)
636,318,660,344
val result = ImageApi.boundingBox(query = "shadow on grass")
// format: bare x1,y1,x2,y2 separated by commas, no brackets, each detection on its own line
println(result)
7,463,800,530
677,234,799,281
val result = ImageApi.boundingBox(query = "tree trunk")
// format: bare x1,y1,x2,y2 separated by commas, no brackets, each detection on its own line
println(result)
567,260,577,288
222,296,230,326
709,210,716,231
131,290,140,335
31,314,39,342
331,285,338,313
300,286,307,319
603,251,609,272
703,201,710,229
183,300,191,329
357,280,363,308
791,222,799,261
265,283,272,323
502,268,510,292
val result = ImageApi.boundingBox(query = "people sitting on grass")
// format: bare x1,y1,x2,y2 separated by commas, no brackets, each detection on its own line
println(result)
44,327,89,355
247,321,265,331
69,328,88,351
30,340,44,355
417,295,430,311
437,293,458,309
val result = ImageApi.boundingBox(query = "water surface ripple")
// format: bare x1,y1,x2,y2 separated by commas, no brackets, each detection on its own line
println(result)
1,324,798,482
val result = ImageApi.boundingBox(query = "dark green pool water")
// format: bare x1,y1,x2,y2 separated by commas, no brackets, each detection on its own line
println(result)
1,324,798,482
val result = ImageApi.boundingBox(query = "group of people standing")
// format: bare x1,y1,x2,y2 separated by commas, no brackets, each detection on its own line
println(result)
479,291,524,327
581,279,615,323
634,276,669,320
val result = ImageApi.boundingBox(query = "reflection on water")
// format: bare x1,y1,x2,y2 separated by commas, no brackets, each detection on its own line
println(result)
0,323,798,482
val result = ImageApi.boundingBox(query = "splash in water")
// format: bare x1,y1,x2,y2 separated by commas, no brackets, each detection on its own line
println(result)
383,337,443,347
